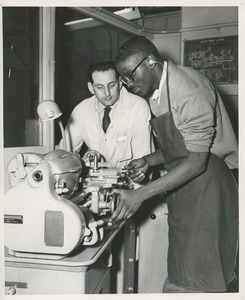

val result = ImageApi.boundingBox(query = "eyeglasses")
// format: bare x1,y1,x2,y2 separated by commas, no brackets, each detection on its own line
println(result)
120,56,147,85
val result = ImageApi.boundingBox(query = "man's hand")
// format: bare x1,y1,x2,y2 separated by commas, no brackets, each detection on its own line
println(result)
110,188,144,222
126,157,149,182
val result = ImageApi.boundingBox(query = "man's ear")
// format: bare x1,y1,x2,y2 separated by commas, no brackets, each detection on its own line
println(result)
88,82,94,94
118,79,123,90
147,55,157,68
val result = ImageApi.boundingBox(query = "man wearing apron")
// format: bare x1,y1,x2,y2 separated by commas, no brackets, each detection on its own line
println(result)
111,35,238,293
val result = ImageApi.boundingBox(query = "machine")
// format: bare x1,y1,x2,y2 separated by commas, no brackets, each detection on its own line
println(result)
4,149,132,260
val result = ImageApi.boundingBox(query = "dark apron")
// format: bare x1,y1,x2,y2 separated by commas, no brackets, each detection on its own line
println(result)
150,63,238,292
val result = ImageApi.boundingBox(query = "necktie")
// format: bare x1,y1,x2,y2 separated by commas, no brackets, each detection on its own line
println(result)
102,106,111,133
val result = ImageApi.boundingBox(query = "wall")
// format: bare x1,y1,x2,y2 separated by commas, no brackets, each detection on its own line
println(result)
153,32,181,64
141,11,181,31
181,6,238,28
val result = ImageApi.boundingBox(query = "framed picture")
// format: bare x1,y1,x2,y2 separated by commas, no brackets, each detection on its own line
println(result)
183,35,238,84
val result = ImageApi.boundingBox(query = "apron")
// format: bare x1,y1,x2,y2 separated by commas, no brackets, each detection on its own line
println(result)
150,63,238,292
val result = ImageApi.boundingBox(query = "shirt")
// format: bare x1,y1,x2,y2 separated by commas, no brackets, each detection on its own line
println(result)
150,60,167,104
149,61,238,169
62,86,153,169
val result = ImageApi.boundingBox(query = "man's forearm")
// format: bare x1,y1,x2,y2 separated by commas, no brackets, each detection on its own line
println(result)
138,151,209,201
144,148,165,167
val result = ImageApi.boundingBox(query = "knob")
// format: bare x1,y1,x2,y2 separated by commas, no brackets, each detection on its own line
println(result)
33,170,43,181
5,286,16,295
150,213,156,220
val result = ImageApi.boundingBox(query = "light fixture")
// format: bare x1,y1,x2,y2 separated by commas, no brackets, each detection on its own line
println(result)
37,100,71,152
64,7,143,33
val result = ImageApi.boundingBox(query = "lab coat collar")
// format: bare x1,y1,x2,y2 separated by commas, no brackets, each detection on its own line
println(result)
117,86,134,111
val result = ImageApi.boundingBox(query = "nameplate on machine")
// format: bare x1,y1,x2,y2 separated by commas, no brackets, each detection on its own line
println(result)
4,215,23,224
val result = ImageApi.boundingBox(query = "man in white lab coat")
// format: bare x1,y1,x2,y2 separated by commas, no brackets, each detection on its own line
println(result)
61,61,153,293
62,61,153,169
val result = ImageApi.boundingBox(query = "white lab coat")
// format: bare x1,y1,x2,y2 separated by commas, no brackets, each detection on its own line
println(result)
62,87,153,169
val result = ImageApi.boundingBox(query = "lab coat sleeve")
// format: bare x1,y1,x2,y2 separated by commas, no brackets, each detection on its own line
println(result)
131,100,154,159
59,107,85,153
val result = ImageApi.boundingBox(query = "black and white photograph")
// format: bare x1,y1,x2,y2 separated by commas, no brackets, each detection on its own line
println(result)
1,2,244,300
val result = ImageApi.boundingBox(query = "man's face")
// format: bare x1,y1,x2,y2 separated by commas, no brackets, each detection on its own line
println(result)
88,69,122,107
116,55,154,99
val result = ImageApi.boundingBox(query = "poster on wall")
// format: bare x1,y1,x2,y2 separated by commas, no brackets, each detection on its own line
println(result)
183,35,238,84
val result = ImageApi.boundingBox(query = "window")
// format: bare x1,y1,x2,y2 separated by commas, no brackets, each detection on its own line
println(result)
3,7,41,147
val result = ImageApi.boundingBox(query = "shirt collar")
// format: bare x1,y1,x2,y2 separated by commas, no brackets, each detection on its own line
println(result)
151,89,160,101
95,95,119,114
150,61,168,102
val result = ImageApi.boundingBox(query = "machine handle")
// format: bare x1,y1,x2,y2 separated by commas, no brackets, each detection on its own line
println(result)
15,153,27,179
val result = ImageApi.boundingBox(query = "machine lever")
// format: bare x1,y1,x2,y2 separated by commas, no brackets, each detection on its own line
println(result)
15,153,27,179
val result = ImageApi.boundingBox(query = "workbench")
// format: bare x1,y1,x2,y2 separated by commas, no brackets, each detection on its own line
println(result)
5,222,124,295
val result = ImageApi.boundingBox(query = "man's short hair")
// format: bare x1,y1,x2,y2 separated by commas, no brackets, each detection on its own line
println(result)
87,61,119,83
115,35,160,64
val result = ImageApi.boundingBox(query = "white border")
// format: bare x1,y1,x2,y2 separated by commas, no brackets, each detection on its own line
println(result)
0,2,244,300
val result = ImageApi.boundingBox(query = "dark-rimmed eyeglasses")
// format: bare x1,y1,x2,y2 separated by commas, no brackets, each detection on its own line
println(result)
120,56,147,85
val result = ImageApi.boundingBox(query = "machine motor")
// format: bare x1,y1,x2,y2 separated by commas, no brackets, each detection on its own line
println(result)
4,149,132,260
